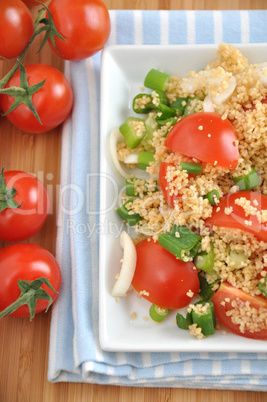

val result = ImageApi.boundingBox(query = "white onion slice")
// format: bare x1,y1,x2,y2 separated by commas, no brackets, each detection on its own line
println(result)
111,231,137,297
203,95,215,112
123,152,139,164
212,76,236,105
109,127,133,179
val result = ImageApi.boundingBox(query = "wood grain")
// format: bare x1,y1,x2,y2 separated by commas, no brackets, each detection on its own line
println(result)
0,1,266,401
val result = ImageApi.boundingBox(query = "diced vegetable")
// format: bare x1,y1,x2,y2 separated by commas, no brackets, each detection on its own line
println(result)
149,304,169,322
132,93,154,114
232,167,260,190
170,97,189,115
116,199,141,226
191,301,216,336
203,189,220,206
184,96,201,116
156,103,176,121
194,244,216,275
138,151,155,170
119,117,146,149
154,89,170,106
125,178,158,196
198,275,220,301
258,277,267,297
181,162,202,175
227,248,248,269
158,225,201,262
143,116,158,151
144,68,170,92
176,311,193,330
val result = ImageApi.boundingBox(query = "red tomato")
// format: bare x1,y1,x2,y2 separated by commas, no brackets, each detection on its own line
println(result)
205,191,267,242
0,244,61,317
0,170,50,242
0,0,33,59
213,282,267,340
2,64,73,133
165,112,239,169
132,239,199,309
48,0,111,61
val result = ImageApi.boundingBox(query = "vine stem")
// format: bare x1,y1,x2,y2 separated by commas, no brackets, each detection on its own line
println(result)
0,8,45,89
0,290,35,318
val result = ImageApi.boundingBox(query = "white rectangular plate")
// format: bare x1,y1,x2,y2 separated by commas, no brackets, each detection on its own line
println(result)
99,43,267,352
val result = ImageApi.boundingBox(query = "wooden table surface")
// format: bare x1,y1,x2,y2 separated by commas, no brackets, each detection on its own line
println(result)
0,1,266,401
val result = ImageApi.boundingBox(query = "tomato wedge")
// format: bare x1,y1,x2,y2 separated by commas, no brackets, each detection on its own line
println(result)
213,282,267,340
205,191,267,242
165,112,239,169
132,239,199,309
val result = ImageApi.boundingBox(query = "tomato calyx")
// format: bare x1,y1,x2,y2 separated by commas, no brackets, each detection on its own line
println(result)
0,63,46,123
0,167,22,212
0,277,58,320
0,3,63,89
36,3,65,54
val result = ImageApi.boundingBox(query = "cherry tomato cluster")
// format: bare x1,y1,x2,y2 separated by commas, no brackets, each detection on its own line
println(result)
0,0,111,318
0,0,110,133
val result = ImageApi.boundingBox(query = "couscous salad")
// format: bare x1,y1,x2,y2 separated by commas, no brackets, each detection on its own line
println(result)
110,43,267,340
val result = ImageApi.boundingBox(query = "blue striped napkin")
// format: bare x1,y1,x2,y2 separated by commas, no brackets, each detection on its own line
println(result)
48,10,267,389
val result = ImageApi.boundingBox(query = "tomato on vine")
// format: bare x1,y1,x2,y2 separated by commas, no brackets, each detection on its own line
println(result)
48,0,111,61
0,168,50,242
0,0,34,59
1,64,73,133
0,244,61,319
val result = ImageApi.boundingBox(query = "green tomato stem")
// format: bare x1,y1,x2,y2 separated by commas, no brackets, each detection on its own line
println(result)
0,277,58,320
0,8,46,89
0,289,36,319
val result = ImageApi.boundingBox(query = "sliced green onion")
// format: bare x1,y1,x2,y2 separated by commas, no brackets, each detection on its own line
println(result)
156,103,176,121
149,304,169,322
232,167,260,191
132,93,154,114
138,151,155,170
184,96,202,116
194,244,216,275
176,311,193,330
125,178,158,196
198,274,220,302
170,97,189,116
119,117,146,149
227,248,248,269
203,190,220,206
181,162,202,175
125,179,136,196
143,116,158,151
144,68,170,92
153,89,169,106
191,301,216,336
157,117,177,127
158,225,201,262
116,199,141,226
258,276,267,297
